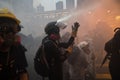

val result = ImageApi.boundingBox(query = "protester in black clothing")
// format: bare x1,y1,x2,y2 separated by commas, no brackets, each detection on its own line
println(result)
104,27,120,80
0,8,29,80
42,21,79,80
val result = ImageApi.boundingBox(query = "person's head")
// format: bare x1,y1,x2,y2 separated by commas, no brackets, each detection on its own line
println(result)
0,8,21,34
45,21,60,40
113,27,120,39
112,27,120,49
79,41,89,48
78,41,90,55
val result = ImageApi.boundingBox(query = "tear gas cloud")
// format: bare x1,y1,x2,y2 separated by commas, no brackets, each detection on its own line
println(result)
0,0,119,55
59,0,120,67
61,0,120,40
0,0,119,38
0,0,120,80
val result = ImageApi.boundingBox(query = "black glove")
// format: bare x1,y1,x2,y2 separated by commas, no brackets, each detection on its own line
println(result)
71,22,80,37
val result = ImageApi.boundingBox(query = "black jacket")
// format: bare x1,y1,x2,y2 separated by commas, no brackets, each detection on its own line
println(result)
42,36,74,80
0,44,28,80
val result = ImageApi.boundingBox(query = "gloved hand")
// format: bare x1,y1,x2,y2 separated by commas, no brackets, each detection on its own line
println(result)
71,22,80,37
66,46,73,54
19,72,29,80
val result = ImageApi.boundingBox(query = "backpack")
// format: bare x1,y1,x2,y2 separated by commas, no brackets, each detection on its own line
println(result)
34,44,49,77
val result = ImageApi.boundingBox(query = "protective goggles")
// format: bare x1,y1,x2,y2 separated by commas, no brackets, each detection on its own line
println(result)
0,22,18,33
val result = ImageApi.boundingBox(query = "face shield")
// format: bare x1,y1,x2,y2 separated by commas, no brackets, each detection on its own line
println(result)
55,22,67,30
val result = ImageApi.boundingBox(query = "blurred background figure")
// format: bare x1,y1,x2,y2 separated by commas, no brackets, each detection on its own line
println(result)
63,40,95,80
79,41,96,80
104,27,120,80
68,41,88,80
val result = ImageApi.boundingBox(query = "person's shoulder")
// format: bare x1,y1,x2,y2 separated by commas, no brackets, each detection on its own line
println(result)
16,44,27,51
42,36,53,43
44,39,55,46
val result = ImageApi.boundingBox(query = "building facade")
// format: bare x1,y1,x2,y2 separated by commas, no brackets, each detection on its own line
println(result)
66,0,75,9
56,1,63,10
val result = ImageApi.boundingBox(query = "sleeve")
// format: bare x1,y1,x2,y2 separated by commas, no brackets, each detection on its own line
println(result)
59,36,74,48
15,44,28,69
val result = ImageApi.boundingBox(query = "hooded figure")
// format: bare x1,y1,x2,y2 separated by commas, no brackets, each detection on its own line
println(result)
67,41,95,80
69,41,89,80
79,41,95,80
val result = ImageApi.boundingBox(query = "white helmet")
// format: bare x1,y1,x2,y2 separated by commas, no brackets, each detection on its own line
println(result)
78,41,89,48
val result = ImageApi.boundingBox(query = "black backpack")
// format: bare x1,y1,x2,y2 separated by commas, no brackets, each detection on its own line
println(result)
34,44,49,77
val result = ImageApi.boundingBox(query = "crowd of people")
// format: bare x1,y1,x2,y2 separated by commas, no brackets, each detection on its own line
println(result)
0,8,119,80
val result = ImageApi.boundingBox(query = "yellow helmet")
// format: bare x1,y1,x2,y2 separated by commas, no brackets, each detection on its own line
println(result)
0,8,20,24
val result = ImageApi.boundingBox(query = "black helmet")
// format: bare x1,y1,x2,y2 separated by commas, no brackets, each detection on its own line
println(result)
45,21,60,35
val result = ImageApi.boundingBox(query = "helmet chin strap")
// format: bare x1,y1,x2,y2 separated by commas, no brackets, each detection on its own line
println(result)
49,34,60,40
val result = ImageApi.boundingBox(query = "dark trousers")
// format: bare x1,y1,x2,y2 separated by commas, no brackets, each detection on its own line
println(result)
109,61,120,80
48,65,63,80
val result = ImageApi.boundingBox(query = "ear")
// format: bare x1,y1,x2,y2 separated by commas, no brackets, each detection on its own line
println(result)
17,25,23,32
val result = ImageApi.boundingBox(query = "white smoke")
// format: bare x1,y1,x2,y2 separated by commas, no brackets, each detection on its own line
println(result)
57,14,72,22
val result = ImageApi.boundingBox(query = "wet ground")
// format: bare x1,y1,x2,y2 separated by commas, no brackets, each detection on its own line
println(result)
95,63,111,80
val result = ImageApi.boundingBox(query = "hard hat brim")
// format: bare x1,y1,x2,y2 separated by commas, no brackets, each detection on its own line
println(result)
0,16,20,24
